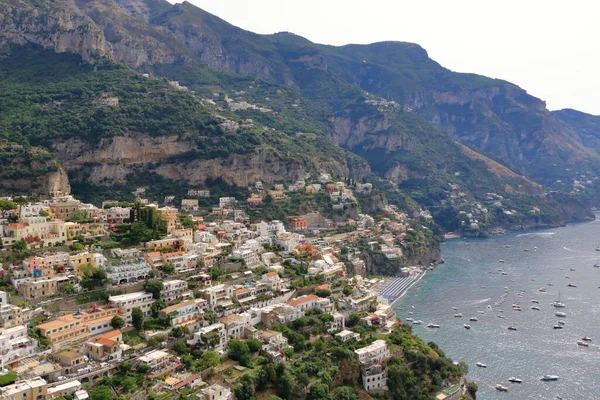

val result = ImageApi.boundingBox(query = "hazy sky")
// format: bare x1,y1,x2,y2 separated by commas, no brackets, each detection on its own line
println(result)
171,0,600,115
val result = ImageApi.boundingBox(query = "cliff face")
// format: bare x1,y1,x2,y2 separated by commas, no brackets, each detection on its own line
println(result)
50,134,368,187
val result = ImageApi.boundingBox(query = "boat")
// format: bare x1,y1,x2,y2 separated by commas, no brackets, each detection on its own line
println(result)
594,262,600,268
524,249,530,252
464,324,471,329
501,271,508,275
508,326,517,331
555,311,567,317
531,299,539,303
581,337,592,341
531,306,540,310
476,362,487,368
478,311,486,314
569,268,575,271
498,315,506,319
541,375,559,381
577,341,589,347
538,287,547,292
495,384,509,392
548,283,554,286
426,323,440,328
412,320,424,325
567,283,577,288
469,317,478,322
508,377,523,383
553,291,566,308
455,313,463,318
499,260,505,263
558,320,565,325
452,307,458,310
406,317,414,322
553,325,563,329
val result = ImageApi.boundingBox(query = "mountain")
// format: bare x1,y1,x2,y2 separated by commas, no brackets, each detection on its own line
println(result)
0,0,595,233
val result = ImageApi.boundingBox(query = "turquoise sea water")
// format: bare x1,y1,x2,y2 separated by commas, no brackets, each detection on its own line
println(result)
394,219,600,400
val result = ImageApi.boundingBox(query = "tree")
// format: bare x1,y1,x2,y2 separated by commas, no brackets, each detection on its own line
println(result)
81,268,109,290
62,284,76,295
199,350,221,369
346,313,360,327
39,210,49,217
204,309,217,324
332,386,358,400
247,338,262,352
11,240,27,252
315,289,331,298
208,268,222,281
110,315,125,330
172,339,189,355
277,370,296,400
89,386,113,400
160,262,175,275
228,339,251,367
171,326,188,338
137,364,150,374
131,307,144,331
309,383,330,400
143,280,164,299
0,200,17,218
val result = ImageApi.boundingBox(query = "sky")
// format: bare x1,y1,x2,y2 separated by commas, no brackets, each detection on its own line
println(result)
170,0,600,115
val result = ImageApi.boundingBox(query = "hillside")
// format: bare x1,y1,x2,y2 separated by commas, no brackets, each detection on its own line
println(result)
0,0,596,233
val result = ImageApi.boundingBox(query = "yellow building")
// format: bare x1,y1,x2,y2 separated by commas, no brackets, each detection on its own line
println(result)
37,306,122,350
2,217,66,248
0,377,47,400
49,202,80,221
158,207,179,233
68,252,96,276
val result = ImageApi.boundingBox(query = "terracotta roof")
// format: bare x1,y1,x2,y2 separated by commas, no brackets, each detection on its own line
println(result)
234,288,249,295
162,300,197,314
219,314,243,324
286,295,319,307
265,272,278,277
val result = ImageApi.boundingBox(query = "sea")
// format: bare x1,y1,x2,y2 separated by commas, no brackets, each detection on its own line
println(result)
394,219,600,400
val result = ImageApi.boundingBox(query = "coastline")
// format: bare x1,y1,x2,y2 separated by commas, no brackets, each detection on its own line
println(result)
389,269,428,306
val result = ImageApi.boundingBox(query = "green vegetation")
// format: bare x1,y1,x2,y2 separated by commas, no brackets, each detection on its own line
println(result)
0,372,17,387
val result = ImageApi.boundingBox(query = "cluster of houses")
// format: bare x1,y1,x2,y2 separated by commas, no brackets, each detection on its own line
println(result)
0,177,428,399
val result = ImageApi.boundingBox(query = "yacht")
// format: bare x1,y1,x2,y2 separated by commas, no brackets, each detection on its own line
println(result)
508,326,517,331
553,325,563,329
495,384,509,392
426,323,440,328
541,375,559,381
508,377,523,383
455,313,463,318
476,362,487,368
555,311,567,317
464,324,471,330
469,317,478,322
577,341,589,347
581,337,592,342
553,291,566,308
567,283,577,288
531,306,540,310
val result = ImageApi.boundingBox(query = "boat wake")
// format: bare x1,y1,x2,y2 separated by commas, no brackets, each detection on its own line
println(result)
465,298,492,306
516,232,556,238
562,247,575,252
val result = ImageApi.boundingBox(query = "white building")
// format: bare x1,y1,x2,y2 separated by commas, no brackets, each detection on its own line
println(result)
108,292,154,323
189,323,227,350
219,197,236,208
231,247,259,268
161,280,188,302
103,258,152,285
336,330,360,342
197,384,232,400
0,325,38,368
355,339,390,365
257,220,286,238
202,284,233,308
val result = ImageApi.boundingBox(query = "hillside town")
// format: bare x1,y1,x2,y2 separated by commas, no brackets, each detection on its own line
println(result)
0,175,463,400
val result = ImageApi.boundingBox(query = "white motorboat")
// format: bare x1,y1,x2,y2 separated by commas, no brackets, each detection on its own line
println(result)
555,311,567,317
469,317,478,322
495,384,508,392
558,320,565,325
531,299,539,303
464,324,471,329
508,377,522,383
577,341,589,347
476,362,487,368
508,326,517,331
531,306,540,310
412,320,424,325
455,313,463,318
581,337,592,341
426,323,440,328
567,283,577,288
553,325,563,329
